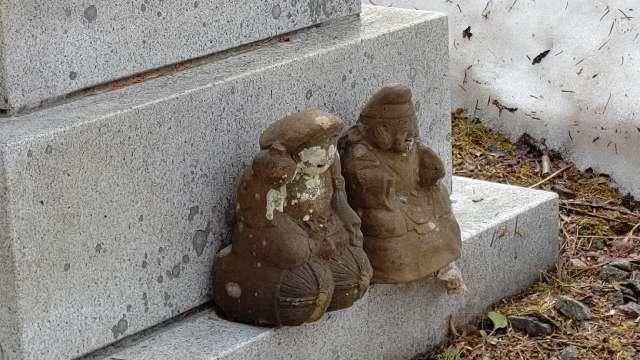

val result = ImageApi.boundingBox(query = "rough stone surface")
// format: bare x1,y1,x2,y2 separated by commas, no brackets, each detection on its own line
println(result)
560,345,579,360
622,280,640,298
616,302,640,317
0,0,360,112
600,265,630,282
610,259,633,272
82,177,560,360
0,156,19,360
0,7,450,360
555,296,593,321
508,316,554,337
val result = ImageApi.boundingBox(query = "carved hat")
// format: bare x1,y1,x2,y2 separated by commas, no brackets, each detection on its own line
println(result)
260,110,345,153
359,84,417,127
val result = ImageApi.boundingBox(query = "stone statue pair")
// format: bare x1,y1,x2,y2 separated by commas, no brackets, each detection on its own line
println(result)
212,84,464,327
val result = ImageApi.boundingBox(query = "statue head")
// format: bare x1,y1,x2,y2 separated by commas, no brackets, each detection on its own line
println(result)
358,84,419,154
260,110,344,176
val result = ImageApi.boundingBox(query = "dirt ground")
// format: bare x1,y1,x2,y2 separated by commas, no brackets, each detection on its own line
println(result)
419,112,640,360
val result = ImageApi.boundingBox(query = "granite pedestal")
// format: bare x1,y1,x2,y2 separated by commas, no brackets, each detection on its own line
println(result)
82,177,560,360
0,6,449,359
0,0,360,113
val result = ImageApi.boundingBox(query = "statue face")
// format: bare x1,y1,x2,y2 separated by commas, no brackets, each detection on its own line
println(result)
391,119,419,154
368,116,419,154
297,143,337,176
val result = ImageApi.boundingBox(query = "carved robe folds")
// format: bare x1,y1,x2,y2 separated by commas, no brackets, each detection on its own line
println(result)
213,110,372,326
339,84,463,285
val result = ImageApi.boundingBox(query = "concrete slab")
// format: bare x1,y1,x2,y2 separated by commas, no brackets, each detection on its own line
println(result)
0,6,450,360
82,177,560,360
0,0,360,113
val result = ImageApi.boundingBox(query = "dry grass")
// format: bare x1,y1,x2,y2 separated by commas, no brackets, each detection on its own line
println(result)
421,111,640,360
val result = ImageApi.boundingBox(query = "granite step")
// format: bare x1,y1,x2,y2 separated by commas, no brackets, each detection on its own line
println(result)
0,6,449,360
82,177,560,360
0,0,360,113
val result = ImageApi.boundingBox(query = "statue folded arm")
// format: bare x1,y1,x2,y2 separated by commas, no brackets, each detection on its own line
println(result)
417,144,445,187
346,144,396,210
259,211,312,269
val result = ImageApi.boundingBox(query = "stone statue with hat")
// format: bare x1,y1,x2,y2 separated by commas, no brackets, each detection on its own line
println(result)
339,84,465,292
213,110,372,326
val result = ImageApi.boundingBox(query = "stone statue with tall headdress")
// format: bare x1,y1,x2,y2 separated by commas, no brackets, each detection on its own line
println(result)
339,84,464,292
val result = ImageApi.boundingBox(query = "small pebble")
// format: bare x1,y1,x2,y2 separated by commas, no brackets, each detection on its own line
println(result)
569,258,588,269
611,291,625,306
508,315,554,337
600,265,630,282
560,345,578,360
621,279,640,298
591,239,605,250
555,295,593,321
616,302,640,317
610,259,633,272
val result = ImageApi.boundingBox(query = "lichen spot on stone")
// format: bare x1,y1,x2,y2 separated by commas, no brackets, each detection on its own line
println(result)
226,282,242,298
315,115,333,129
353,144,367,158
328,144,337,160
266,185,287,220
298,145,335,176
296,145,335,203
84,5,98,22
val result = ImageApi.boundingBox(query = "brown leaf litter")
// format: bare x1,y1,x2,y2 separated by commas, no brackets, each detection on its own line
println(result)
416,111,640,360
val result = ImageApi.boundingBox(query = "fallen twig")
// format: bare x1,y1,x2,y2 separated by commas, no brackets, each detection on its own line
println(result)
561,200,640,218
529,165,571,189
619,222,640,250
560,205,638,225
577,235,637,239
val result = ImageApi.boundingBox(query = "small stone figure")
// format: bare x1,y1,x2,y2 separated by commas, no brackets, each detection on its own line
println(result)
339,84,464,290
213,110,372,326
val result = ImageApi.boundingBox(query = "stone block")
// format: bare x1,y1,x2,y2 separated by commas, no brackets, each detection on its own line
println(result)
82,177,560,360
0,6,449,359
0,0,360,113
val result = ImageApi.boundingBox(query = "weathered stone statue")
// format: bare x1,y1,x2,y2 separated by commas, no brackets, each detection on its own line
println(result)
339,84,464,291
213,110,372,326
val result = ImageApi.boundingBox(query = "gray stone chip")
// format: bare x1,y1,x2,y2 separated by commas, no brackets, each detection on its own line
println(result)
555,295,593,321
